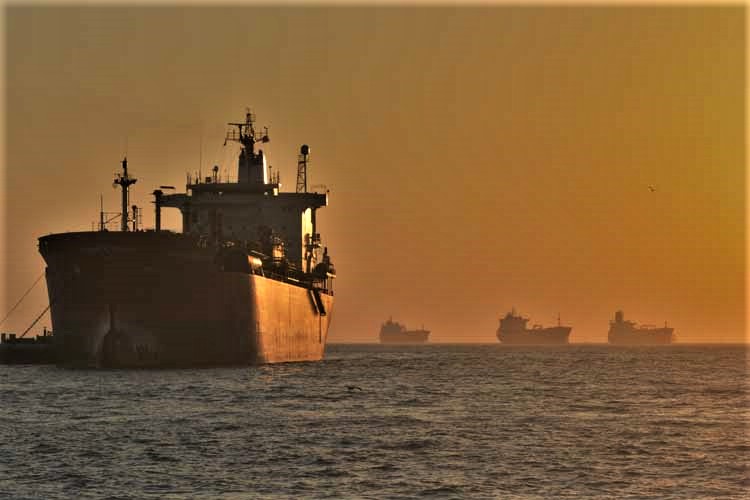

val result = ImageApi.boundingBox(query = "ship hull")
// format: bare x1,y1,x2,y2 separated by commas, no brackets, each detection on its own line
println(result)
608,328,673,345
39,232,333,368
0,343,57,364
497,326,571,345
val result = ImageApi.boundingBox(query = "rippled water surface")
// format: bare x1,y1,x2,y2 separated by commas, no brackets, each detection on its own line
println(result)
1,344,748,499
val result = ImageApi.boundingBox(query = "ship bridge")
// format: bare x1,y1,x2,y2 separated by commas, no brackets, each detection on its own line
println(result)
155,110,330,272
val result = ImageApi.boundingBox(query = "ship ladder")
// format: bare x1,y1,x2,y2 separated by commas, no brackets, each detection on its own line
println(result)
313,289,327,316
308,289,327,316
308,290,320,315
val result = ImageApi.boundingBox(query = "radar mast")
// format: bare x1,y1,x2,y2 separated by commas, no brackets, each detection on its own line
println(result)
225,108,270,184
113,157,137,231
225,108,269,154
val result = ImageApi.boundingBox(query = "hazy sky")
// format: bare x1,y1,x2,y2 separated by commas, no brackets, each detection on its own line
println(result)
2,5,745,342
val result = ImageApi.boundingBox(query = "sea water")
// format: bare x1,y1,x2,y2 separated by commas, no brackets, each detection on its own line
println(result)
1,344,747,499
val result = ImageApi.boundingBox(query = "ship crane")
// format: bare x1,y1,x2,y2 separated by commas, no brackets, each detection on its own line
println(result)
151,186,175,232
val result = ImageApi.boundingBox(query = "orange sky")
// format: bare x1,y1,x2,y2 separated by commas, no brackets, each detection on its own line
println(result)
1,5,745,342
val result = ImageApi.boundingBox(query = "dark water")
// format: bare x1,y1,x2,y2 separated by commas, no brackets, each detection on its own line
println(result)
1,344,748,499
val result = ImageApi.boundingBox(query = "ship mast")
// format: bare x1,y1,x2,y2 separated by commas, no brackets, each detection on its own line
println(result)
296,144,310,193
113,157,137,232
225,109,267,151
225,108,270,184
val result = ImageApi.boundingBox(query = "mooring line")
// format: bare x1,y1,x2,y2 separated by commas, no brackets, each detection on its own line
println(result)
0,271,45,328
20,304,51,338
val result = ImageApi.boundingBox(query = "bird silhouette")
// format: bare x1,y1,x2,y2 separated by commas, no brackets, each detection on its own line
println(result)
648,185,657,192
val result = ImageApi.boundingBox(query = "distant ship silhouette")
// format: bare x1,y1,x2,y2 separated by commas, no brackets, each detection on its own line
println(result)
379,318,429,344
496,309,571,345
608,310,674,345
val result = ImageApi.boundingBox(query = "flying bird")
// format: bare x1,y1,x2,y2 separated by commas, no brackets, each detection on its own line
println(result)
648,185,657,192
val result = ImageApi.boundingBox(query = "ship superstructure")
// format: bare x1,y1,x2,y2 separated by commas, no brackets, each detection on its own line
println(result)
379,318,430,344
38,109,336,367
608,310,673,345
496,309,571,345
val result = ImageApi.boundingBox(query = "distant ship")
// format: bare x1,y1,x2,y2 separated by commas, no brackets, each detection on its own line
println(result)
496,309,571,345
608,310,674,345
379,318,430,344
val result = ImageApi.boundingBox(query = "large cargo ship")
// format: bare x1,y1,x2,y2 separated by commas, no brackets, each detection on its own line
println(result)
496,309,571,345
608,310,673,345
379,318,430,344
39,109,336,368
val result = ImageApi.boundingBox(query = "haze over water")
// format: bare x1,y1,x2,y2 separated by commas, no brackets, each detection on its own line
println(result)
2,6,745,343
2,344,747,499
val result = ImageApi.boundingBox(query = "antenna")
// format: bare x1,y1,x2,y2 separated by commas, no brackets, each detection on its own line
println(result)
296,144,310,193
226,108,271,185
113,157,137,232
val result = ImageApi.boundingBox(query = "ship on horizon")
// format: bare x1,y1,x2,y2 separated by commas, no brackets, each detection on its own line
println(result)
496,309,572,345
608,310,674,345
379,318,430,344
38,108,336,368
